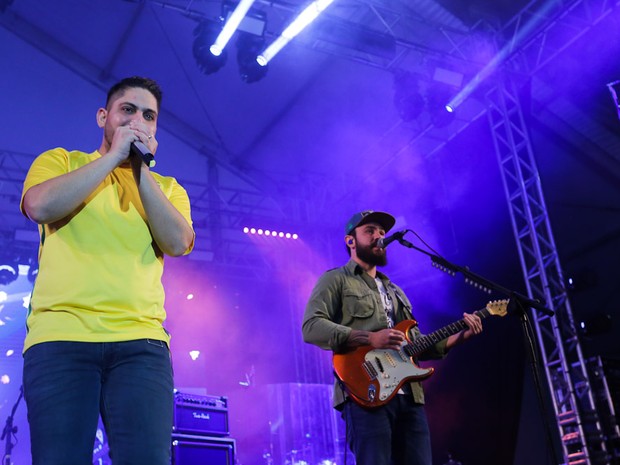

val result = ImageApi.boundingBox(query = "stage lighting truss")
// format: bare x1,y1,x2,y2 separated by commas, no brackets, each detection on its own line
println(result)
607,80,620,120
243,227,298,240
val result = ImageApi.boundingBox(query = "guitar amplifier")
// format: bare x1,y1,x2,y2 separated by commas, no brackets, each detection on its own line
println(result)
172,434,235,465
173,391,229,437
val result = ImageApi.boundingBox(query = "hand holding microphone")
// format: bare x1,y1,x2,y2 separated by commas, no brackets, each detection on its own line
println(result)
130,141,156,168
127,120,156,168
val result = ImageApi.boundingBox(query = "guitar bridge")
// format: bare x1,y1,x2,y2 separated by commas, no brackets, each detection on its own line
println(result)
363,361,378,380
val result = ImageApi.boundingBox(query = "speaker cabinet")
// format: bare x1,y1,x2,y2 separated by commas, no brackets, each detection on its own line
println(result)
171,434,235,465
173,392,229,436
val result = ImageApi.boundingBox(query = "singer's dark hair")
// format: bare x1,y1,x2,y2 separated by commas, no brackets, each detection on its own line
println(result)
106,76,163,111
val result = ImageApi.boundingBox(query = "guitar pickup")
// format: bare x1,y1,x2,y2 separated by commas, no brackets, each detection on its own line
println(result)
374,356,384,373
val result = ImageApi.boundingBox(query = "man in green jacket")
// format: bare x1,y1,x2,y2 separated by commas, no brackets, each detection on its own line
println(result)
302,210,482,465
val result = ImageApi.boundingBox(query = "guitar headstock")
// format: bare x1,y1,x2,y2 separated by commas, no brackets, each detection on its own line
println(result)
486,299,509,317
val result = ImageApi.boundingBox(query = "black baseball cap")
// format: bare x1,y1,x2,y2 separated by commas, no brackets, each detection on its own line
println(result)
344,210,396,235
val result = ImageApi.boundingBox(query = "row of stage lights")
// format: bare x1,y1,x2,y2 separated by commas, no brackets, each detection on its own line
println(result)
194,0,334,83
243,227,299,239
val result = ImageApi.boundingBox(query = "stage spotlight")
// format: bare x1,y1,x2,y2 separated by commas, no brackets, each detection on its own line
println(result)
0,258,19,286
427,84,456,128
211,0,257,56
193,20,228,75
431,107,456,128
257,0,335,65
237,32,268,83
393,72,425,122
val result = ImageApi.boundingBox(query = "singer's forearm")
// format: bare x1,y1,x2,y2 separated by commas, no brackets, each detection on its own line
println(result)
136,167,194,256
23,155,119,224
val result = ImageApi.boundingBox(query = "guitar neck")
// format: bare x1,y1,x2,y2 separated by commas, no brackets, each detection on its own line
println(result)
408,308,490,356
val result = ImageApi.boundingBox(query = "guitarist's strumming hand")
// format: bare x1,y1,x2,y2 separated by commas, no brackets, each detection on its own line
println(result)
348,328,406,350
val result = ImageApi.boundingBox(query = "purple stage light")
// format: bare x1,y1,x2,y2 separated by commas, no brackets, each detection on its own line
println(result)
243,227,300,240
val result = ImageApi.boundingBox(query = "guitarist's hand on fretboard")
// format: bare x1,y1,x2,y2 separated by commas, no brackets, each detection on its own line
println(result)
463,311,483,336
446,312,483,349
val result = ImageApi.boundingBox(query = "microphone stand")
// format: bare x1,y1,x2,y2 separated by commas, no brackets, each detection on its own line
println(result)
394,236,553,315
395,236,561,464
2,385,23,465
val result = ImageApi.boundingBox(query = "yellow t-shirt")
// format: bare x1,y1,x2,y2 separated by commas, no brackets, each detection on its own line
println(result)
20,148,194,352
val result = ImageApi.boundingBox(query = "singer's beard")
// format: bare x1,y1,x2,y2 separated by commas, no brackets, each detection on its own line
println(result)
356,242,387,267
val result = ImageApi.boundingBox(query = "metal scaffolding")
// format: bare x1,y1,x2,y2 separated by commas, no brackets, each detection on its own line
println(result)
486,76,619,464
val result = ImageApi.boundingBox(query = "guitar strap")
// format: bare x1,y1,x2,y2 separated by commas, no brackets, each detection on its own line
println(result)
388,282,414,321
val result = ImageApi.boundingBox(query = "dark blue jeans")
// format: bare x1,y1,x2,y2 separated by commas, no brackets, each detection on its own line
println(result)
23,339,174,465
344,395,432,465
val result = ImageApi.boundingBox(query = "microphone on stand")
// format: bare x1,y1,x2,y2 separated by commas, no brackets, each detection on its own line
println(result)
377,230,407,249
130,141,156,168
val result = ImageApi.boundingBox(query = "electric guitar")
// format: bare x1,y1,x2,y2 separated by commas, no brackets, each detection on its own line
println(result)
332,299,509,408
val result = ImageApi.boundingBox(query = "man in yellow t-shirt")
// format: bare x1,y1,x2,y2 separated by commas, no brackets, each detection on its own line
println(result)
20,76,195,465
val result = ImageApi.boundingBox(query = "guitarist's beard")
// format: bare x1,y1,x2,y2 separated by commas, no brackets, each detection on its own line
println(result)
356,241,388,267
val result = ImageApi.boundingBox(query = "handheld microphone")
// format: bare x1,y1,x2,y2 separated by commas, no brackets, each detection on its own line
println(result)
130,141,156,168
377,230,407,249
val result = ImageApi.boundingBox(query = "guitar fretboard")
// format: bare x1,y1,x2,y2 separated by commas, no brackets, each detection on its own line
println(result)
404,308,490,357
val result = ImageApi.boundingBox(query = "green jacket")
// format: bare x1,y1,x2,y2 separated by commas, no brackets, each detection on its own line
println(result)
302,259,448,408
